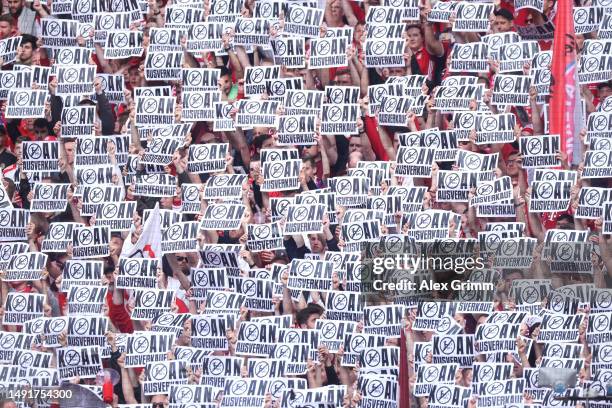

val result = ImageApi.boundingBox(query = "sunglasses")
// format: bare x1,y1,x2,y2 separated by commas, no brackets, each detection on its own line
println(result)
176,256,188,262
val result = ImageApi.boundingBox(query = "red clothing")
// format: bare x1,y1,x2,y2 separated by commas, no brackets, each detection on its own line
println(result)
414,47,435,81
364,116,389,161
106,292,134,333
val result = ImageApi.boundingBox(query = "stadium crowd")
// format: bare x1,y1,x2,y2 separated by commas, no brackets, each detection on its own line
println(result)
0,0,611,407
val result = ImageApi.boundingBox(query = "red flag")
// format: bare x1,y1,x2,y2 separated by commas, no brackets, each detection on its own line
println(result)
399,327,410,408
549,0,578,159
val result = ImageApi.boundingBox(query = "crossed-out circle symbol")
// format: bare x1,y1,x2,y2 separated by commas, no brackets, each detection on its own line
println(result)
80,138,96,156
253,225,270,239
465,154,481,170
14,255,29,270
371,8,386,22
367,380,385,397
151,364,168,380
275,41,287,55
291,7,306,23
591,151,608,167
336,179,352,195
193,25,207,39
172,8,186,22
584,57,599,73
27,144,43,160
211,293,227,308
79,229,93,245
537,182,554,199
1,74,15,89
213,0,228,14
417,214,431,228
100,15,114,29
371,41,386,55
445,173,461,189
251,69,264,83
144,99,158,113
327,106,343,122
478,183,494,196
574,8,588,25
297,262,314,276
39,185,54,200
593,115,608,130
462,4,477,19
269,162,285,178
442,87,458,98
64,349,81,366
459,45,473,60
151,54,166,68
499,77,515,93
370,309,385,325
114,33,128,48
435,386,452,404
556,243,573,261
246,102,260,114
596,291,612,308
141,291,158,307
125,260,141,276
0,211,10,227
197,318,211,336
505,44,522,60
402,148,419,164
51,224,66,239
63,68,79,83
47,21,61,36
155,30,170,44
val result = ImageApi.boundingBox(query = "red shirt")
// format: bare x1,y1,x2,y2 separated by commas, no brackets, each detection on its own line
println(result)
414,47,435,80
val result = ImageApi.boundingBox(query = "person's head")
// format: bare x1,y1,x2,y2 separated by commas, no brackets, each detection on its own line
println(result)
33,118,49,140
348,135,363,154
301,142,319,158
0,15,14,39
503,269,524,289
556,213,574,230
301,157,316,180
493,9,514,33
597,81,612,100
353,21,365,43
253,133,274,153
109,234,124,258
175,253,190,274
127,64,140,88
406,25,424,51
0,399,18,408
333,68,352,86
296,303,324,329
19,34,37,62
7,0,24,15
505,151,521,177
64,140,76,164
308,233,325,253
327,0,343,21
218,67,233,95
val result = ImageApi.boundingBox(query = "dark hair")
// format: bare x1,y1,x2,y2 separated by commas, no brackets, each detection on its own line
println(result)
0,14,14,25
296,303,324,325
252,133,271,150
406,24,424,36
597,81,612,90
494,8,514,21
219,66,232,78
20,34,38,50
33,118,49,129
302,156,316,167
